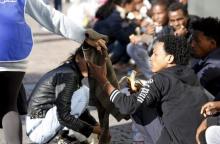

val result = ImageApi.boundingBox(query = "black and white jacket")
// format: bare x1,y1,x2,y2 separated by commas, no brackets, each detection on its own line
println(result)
110,65,208,144
28,62,96,137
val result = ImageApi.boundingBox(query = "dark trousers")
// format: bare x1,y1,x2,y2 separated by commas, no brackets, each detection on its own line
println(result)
108,41,130,64
54,0,62,11
0,71,24,127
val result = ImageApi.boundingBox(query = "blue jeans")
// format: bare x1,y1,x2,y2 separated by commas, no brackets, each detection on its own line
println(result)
109,41,130,64
132,117,163,144
127,43,153,78
26,85,89,143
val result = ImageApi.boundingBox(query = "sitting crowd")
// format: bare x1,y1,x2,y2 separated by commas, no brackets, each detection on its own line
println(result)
1,0,220,143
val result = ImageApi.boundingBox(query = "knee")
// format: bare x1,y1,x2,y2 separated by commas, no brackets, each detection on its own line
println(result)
126,43,135,57
29,134,46,144
29,130,55,144
205,126,220,143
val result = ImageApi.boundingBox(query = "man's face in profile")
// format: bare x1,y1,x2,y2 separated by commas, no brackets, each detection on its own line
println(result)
191,31,216,58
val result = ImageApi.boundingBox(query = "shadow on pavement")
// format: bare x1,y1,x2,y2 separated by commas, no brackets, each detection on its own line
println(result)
110,122,133,144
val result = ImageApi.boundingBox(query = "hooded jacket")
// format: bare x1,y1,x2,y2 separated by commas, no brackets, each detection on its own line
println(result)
109,65,208,144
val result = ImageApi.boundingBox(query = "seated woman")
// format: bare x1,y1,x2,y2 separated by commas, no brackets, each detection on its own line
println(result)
26,47,101,143
94,0,142,65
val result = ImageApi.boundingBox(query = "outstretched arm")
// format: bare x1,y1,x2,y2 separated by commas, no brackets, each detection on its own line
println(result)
25,1,108,52
25,0,85,43
88,59,161,115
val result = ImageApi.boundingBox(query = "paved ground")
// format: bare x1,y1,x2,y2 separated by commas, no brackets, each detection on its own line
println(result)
0,3,133,144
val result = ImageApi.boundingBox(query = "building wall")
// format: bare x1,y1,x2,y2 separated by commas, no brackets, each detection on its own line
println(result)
188,0,220,18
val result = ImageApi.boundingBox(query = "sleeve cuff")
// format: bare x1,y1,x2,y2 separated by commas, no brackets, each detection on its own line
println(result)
110,89,120,102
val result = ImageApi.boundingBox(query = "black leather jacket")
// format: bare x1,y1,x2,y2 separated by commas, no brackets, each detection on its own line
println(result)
27,62,96,137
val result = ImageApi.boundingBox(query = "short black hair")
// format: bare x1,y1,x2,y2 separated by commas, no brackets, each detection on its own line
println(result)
114,0,133,5
148,0,169,18
95,0,133,19
191,17,220,47
168,2,188,16
151,0,169,8
157,35,190,65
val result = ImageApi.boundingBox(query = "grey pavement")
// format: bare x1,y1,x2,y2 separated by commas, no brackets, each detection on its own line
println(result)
0,3,133,144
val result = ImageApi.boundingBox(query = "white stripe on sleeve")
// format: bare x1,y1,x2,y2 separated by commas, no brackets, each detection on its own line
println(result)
110,89,120,102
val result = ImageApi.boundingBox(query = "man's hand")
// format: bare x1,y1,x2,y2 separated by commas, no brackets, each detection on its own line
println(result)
129,34,141,44
85,29,108,54
146,24,155,35
87,50,116,95
174,25,188,36
128,82,142,94
92,125,102,135
201,101,220,117
196,119,208,144
85,39,107,54
87,55,107,83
